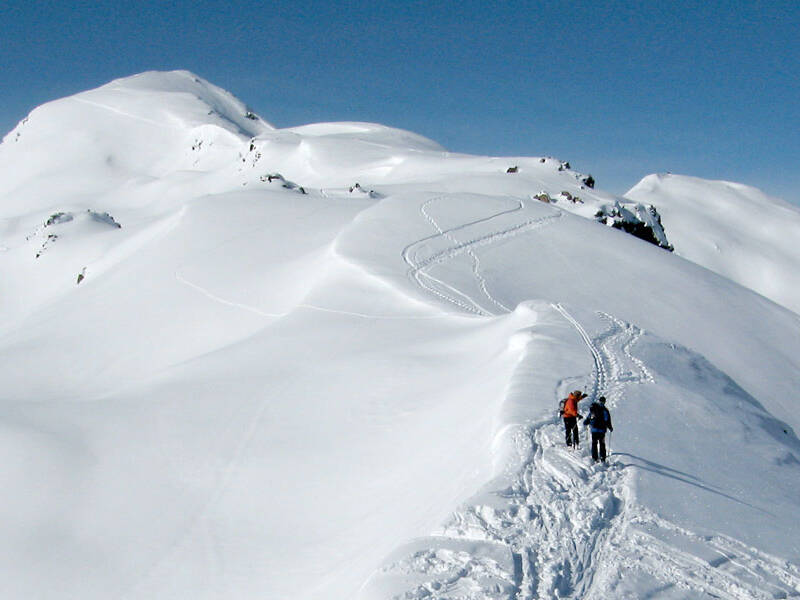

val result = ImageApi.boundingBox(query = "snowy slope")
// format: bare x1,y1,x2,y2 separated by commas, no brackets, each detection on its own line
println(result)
626,173,800,315
1,71,799,599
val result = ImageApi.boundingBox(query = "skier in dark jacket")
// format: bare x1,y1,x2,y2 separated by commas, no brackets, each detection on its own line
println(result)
584,396,613,462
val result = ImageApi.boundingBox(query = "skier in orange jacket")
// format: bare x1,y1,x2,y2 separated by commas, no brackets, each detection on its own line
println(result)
559,390,586,448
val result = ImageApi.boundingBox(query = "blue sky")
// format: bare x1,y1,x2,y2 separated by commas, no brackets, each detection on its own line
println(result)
2,0,798,203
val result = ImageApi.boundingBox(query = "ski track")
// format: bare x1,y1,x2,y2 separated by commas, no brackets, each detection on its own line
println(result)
417,195,513,314
377,302,652,599
377,196,800,599
176,268,459,321
72,97,181,130
174,267,460,321
612,502,800,599
401,195,561,316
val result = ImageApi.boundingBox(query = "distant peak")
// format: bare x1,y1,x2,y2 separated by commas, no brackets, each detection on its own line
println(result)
40,70,275,138
103,70,216,94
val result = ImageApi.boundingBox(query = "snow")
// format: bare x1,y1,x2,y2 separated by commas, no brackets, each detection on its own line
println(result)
285,121,447,152
626,173,800,315
1,70,799,599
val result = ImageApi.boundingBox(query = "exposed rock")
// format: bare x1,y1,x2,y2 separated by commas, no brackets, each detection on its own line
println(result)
349,182,383,199
88,210,122,228
46,212,73,226
595,202,673,251
260,173,308,195
558,191,583,204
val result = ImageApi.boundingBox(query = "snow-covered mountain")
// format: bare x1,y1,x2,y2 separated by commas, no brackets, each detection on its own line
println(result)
1,71,798,599
626,173,800,315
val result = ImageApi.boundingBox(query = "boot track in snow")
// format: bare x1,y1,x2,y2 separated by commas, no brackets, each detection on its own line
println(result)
366,303,650,599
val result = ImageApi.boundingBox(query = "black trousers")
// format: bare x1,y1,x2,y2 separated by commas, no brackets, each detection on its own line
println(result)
591,431,607,461
564,417,579,447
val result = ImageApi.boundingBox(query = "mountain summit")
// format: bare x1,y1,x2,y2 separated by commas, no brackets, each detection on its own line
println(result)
1,72,799,599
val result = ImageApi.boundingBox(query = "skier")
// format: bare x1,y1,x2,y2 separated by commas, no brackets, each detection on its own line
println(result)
559,390,585,448
584,396,613,462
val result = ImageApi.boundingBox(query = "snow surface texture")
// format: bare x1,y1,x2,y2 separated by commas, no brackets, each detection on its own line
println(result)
1,71,799,599
627,173,800,315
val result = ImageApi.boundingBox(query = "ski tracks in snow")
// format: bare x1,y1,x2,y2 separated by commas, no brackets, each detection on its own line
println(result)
373,284,800,597
377,194,656,598
370,304,652,599
618,506,800,599
557,315,800,595
415,195,512,315
401,195,561,316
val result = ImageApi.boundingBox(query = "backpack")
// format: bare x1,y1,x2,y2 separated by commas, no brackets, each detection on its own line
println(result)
589,402,608,429
558,399,566,416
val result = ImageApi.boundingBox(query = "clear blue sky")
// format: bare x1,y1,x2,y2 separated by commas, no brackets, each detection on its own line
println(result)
2,0,798,204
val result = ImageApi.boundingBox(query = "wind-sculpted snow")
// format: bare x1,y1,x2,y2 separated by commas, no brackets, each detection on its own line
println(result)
1,71,799,599
627,173,800,315
285,121,446,152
